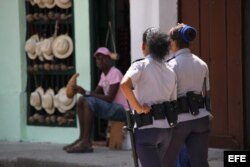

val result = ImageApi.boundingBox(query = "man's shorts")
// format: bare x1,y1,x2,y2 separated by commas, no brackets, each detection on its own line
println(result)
85,96,127,122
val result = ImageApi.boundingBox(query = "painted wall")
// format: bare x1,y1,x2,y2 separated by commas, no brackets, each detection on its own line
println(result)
0,0,176,143
0,0,91,144
0,0,26,141
130,0,177,61
159,0,178,32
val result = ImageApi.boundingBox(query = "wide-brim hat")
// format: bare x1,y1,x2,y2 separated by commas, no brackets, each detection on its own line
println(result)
44,0,56,8
40,37,54,60
56,0,72,9
30,0,36,6
42,88,55,114
35,41,44,62
54,87,76,113
52,34,73,59
25,34,39,60
30,87,44,110
110,52,119,60
34,0,46,8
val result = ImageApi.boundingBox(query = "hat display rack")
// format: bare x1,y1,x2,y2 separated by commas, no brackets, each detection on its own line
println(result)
25,0,76,127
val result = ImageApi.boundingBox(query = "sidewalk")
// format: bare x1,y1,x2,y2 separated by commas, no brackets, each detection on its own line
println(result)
0,141,224,167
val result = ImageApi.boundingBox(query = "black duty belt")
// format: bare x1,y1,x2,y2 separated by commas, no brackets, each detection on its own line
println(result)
133,101,178,128
177,91,205,116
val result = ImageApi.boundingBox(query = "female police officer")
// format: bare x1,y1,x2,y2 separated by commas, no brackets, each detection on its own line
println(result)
164,23,211,167
120,28,177,167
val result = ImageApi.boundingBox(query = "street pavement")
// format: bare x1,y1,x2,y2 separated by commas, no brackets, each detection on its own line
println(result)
0,141,224,167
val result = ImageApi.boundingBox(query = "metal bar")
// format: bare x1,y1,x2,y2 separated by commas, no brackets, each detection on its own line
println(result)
124,102,139,167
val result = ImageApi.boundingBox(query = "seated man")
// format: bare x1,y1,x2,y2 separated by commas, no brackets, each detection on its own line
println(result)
64,47,129,153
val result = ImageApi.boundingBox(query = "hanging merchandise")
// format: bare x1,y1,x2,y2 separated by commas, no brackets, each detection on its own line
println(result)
42,88,55,115
25,0,76,127
30,87,44,111
40,37,54,61
53,87,76,113
105,21,119,61
52,34,73,59
55,0,72,9
25,34,39,60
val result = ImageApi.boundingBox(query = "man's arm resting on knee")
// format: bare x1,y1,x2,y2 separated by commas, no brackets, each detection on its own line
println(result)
88,83,120,103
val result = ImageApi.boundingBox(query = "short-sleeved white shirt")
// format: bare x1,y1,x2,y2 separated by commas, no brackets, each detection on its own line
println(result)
168,48,210,122
125,55,177,129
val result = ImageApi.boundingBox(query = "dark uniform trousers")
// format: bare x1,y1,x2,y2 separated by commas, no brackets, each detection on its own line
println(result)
163,116,210,167
135,128,173,167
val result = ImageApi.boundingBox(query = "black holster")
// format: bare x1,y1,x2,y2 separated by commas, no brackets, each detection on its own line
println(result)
134,112,153,128
177,97,189,114
165,101,178,127
151,103,166,120
204,96,211,111
186,91,200,115
134,101,178,128
152,101,178,127
196,94,205,108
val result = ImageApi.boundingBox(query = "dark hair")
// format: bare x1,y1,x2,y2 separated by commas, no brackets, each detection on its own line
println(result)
168,23,197,49
148,32,170,61
143,27,160,43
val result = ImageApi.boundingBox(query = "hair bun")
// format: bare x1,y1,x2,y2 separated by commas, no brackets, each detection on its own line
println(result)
180,25,197,43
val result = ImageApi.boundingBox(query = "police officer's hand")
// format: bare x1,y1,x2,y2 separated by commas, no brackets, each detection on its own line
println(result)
141,104,151,114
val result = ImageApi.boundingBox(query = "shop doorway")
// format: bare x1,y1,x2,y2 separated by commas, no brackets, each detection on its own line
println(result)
89,0,131,142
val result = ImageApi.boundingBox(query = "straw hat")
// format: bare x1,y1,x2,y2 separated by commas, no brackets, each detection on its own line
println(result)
43,0,56,8
30,0,36,6
54,87,76,113
25,34,39,60
56,0,72,9
52,34,73,59
110,52,119,60
30,87,44,111
42,88,55,114
35,40,44,62
34,0,46,8
40,37,54,60
66,73,79,98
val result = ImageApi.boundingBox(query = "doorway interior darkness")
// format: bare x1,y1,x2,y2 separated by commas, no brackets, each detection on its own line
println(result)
89,0,131,141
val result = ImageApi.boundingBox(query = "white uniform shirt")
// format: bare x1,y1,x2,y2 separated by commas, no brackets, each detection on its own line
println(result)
168,48,210,122
125,55,177,129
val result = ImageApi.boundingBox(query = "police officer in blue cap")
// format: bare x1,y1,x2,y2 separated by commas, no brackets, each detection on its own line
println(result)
164,23,212,167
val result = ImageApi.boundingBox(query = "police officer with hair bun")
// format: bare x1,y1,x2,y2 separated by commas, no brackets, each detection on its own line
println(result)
164,23,211,167
121,28,177,167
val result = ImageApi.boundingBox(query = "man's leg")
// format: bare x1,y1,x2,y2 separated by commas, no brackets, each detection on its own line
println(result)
77,96,85,139
66,97,126,153
63,96,85,150
81,96,94,145
66,96,94,153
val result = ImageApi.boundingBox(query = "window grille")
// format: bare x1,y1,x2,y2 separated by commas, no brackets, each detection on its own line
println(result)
25,0,76,127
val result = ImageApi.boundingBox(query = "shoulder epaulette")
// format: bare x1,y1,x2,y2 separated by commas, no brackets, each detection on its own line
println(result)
132,58,145,64
166,56,175,63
